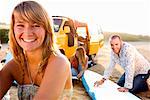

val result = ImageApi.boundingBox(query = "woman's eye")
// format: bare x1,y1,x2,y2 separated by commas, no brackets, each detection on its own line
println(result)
33,24,40,27
17,24,24,27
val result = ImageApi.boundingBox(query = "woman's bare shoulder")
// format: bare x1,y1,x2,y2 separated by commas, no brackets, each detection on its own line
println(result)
1,59,18,73
47,53,70,72
0,59,20,84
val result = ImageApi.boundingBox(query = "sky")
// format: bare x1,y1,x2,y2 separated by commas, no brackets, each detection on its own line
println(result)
0,0,150,36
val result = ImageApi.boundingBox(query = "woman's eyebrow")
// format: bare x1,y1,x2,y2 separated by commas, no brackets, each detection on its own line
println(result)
15,19,24,23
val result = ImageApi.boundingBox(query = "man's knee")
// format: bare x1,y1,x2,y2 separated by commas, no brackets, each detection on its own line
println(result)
129,75,149,94
129,86,148,94
117,81,124,87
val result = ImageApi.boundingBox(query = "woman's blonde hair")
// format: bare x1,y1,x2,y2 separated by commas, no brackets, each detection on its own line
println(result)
76,46,86,65
9,1,56,72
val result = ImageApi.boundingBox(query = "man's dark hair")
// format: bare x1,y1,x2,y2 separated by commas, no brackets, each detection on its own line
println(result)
111,34,121,40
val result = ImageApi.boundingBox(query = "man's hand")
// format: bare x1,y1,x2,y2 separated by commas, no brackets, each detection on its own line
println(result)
117,87,129,92
94,78,106,87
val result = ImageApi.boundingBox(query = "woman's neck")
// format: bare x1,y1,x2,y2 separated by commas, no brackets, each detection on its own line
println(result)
25,49,42,65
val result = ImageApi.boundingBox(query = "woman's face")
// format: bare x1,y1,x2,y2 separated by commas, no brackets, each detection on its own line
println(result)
110,37,122,54
75,50,79,57
13,12,46,52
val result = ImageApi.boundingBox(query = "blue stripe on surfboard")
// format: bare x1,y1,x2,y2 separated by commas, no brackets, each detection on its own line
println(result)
82,76,96,100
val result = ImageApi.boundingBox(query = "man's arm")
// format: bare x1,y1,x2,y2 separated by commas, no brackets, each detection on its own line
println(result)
94,52,116,87
103,52,116,79
124,47,135,89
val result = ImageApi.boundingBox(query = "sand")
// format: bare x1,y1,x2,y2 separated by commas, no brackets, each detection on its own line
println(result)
1,42,150,100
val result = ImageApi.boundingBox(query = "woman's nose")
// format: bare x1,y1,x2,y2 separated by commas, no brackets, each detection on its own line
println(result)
24,26,33,34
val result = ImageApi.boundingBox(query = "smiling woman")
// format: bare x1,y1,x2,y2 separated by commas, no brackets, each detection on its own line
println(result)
0,1,72,100
13,12,46,52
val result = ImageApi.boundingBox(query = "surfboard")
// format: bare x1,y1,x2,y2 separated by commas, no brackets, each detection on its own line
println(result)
81,70,141,100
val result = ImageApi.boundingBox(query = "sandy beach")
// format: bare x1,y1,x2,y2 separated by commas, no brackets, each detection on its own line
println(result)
1,41,150,100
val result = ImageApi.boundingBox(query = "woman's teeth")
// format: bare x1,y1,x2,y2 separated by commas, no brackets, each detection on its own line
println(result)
23,39,36,42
